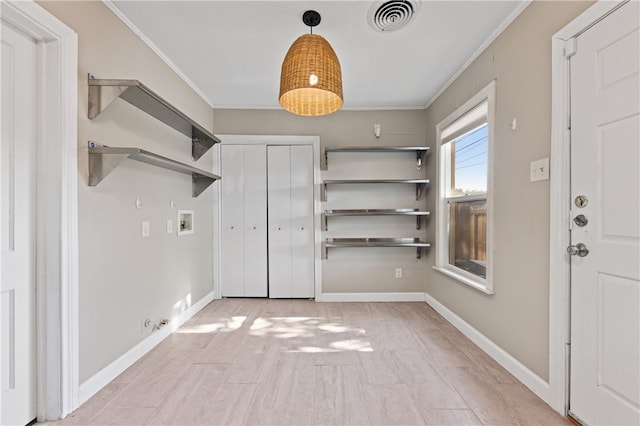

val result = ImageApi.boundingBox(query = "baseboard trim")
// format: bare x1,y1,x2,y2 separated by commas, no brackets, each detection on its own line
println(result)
78,291,215,405
317,292,425,302
423,292,551,404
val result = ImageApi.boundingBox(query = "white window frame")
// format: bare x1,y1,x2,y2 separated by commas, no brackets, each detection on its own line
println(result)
434,80,496,295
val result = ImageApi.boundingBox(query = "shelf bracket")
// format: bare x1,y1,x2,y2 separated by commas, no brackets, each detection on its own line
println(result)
322,148,328,170
88,75,127,120
88,149,129,187
417,150,426,170
321,213,328,231
322,242,328,260
417,247,423,259
192,174,215,197
321,183,328,202
192,131,215,162
416,182,426,200
416,216,422,230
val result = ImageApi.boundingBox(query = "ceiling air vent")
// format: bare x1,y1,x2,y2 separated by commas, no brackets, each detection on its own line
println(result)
367,0,420,33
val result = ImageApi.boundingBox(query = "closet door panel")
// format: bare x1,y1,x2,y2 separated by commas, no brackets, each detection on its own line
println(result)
243,145,268,297
221,145,245,297
267,146,292,298
290,145,315,298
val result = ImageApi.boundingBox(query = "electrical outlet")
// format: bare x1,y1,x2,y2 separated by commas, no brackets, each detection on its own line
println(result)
395,268,403,279
166,220,173,234
141,317,152,336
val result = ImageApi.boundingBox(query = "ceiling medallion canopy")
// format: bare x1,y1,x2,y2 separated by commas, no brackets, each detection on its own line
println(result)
279,10,343,116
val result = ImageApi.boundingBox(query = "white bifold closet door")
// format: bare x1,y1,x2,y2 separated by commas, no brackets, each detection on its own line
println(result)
221,145,268,297
268,145,314,298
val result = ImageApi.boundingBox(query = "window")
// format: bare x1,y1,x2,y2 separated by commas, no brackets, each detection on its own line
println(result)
435,81,495,294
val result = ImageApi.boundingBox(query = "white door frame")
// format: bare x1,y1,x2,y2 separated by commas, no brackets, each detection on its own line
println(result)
214,135,322,300
548,0,628,415
0,1,79,421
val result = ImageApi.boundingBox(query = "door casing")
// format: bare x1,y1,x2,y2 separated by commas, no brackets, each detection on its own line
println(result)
549,0,629,416
0,1,78,420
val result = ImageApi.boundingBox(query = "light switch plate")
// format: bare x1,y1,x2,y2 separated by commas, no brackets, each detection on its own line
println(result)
166,220,173,234
142,221,150,237
530,158,550,182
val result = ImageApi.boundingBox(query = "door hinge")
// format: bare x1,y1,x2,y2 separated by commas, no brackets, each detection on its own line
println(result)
564,38,577,58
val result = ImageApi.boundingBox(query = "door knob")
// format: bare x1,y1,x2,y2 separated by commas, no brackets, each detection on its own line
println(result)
567,243,589,257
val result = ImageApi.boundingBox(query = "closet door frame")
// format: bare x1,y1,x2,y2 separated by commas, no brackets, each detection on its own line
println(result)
214,135,322,300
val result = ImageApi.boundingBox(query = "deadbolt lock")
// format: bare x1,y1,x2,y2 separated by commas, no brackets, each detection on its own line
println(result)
573,214,588,227
575,195,588,208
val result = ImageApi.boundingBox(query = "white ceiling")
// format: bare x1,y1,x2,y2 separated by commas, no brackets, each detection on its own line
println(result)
110,1,527,110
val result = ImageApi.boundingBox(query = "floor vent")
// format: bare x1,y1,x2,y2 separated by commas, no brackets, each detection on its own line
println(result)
367,0,420,33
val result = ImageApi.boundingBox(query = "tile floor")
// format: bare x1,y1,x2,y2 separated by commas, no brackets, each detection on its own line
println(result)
50,299,569,425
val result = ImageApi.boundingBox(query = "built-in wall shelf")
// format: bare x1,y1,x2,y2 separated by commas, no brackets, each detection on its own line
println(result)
88,144,220,197
87,76,220,160
322,238,431,259
322,179,429,201
322,209,430,231
322,146,430,170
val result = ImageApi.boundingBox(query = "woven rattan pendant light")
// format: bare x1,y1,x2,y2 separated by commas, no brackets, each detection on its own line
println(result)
279,10,343,116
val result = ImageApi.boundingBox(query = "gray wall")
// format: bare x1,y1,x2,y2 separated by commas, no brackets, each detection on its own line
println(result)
214,109,429,293
423,0,593,381
39,1,216,383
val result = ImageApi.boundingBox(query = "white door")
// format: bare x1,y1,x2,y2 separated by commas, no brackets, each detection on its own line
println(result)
1,24,38,426
221,145,268,297
268,146,293,298
289,146,314,298
221,145,245,297
267,145,314,298
569,2,640,425
242,145,268,297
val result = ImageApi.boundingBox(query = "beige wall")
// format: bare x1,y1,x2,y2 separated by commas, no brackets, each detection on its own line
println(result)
214,109,429,293
423,0,593,380
38,1,216,382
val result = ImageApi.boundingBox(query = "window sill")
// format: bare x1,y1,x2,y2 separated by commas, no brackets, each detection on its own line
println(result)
432,266,494,295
